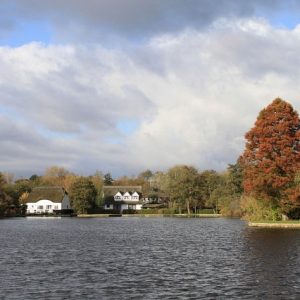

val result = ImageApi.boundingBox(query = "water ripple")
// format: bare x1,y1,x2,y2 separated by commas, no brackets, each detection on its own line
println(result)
0,217,299,299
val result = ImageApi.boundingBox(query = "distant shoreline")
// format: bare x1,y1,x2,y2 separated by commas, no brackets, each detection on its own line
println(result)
248,221,300,228
78,213,223,218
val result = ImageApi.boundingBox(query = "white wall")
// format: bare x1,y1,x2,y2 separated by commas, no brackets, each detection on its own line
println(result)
120,203,142,212
26,200,61,214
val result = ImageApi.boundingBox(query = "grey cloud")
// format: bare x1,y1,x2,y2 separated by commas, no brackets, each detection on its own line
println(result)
0,44,157,135
0,0,293,40
0,116,74,175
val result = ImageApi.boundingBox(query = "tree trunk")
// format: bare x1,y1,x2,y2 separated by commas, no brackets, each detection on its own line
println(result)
186,199,190,215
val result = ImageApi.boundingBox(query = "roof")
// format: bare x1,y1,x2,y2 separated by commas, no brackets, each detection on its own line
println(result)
103,186,142,196
27,186,67,203
115,191,140,196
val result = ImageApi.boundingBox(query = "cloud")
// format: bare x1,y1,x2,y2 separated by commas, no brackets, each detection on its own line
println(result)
0,43,157,133
0,0,297,42
0,18,300,177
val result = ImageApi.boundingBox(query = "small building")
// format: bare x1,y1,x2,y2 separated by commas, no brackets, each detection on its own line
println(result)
26,186,71,214
103,186,143,213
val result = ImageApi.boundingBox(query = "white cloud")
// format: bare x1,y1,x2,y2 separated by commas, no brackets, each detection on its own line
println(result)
0,18,300,176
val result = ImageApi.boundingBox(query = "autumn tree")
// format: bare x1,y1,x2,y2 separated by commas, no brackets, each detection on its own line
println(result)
42,166,70,187
240,98,300,218
69,177,97,214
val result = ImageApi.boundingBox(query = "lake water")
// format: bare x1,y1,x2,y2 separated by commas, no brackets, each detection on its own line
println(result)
0,217,299,299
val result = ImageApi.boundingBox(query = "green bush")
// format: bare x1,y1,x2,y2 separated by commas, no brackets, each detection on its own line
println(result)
240,196,281,221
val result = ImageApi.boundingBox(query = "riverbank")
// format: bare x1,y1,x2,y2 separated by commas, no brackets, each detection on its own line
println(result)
248,220,300,228
78,213,223,218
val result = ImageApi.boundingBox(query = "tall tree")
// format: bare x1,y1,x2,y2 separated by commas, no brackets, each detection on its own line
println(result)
69,177,97,214
167,165,200,214
90,171,104,207
198,170,223,206
240,98,300,216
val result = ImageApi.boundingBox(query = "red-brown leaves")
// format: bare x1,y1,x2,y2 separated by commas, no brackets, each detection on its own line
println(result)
240,98,300,208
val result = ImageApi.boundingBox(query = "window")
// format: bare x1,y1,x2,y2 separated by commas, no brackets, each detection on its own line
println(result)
106,204,110,208
46,205,52,209
38,205,43,209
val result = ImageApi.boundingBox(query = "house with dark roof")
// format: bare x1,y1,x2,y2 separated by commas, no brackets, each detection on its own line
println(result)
103,186,143,213
26,186,71,214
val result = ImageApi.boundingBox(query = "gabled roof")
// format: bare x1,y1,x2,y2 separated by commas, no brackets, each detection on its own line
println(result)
114,191,140,197
103,186,142,196
27,186,67,203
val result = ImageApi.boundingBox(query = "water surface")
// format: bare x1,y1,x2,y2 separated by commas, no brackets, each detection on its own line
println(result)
0,217,299,299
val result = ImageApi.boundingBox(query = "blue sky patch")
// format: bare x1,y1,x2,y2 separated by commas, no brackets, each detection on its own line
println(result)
0,20,53,46
117,119,139,135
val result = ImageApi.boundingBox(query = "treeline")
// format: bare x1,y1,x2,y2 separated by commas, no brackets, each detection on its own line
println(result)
0,164,243,216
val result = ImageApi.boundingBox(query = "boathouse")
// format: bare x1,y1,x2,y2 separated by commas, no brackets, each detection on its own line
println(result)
26,186,71,214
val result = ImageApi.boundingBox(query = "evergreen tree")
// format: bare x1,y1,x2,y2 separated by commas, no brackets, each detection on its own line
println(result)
103,173,113,185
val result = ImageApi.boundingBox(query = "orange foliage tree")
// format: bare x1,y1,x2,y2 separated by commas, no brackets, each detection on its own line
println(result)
240,98,300,216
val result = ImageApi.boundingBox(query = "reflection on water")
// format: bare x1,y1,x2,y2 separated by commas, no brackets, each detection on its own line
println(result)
0,217,299,299
243,228,300,298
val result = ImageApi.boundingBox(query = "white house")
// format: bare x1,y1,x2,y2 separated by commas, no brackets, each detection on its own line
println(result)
26,187,71,214
104,190,143,213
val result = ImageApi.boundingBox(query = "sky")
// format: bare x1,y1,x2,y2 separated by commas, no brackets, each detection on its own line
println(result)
1,0,300,178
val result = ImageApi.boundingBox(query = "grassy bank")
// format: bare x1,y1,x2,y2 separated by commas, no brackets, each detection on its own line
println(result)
249,220,300,228
78,213,223,218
